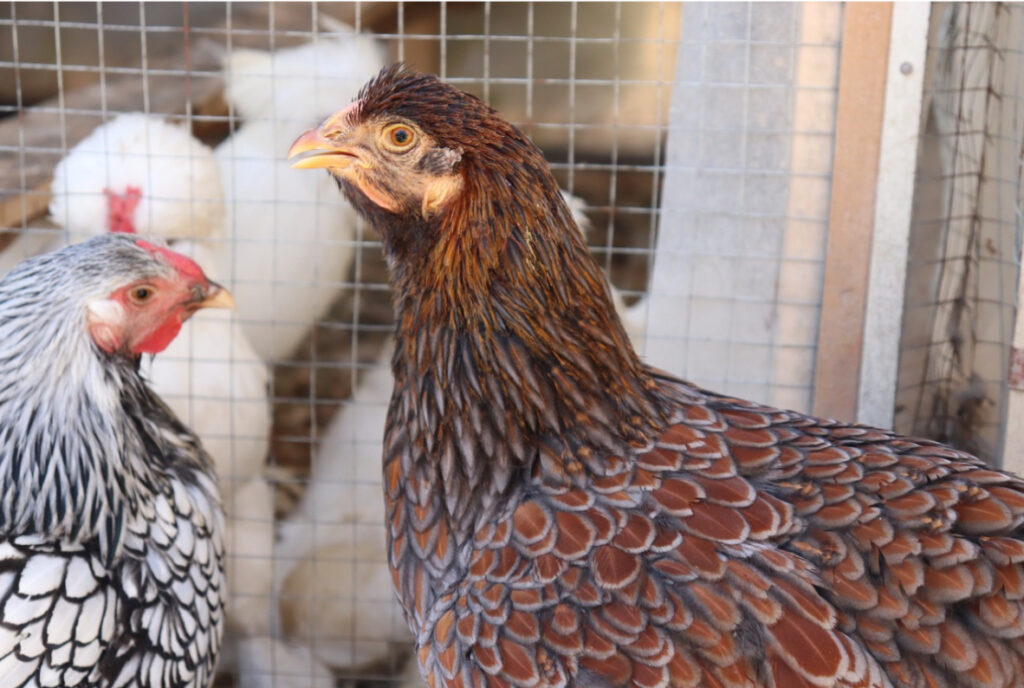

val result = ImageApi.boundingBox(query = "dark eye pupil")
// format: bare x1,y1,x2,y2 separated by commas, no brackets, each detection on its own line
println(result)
135,288,149,300
393,129,409,144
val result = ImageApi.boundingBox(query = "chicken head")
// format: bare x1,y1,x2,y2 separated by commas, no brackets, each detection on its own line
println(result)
86,238,235,356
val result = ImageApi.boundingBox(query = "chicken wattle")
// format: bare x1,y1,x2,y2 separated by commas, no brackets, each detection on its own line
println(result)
291,66,1024,688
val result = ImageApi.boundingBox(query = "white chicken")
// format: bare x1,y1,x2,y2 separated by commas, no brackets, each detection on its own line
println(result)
48,113,224,244
274,346,409,671
222,475,278,639
46,113,277,646
216,23,387,362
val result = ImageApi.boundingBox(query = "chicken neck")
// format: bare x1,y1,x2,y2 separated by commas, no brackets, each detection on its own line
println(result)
380,161,673,542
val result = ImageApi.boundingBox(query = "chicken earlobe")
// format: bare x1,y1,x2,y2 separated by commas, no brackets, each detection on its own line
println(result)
86,298,127,352
421,172,463,218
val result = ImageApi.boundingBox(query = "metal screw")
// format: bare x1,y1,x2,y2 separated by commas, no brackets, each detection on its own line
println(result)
900,62,913,75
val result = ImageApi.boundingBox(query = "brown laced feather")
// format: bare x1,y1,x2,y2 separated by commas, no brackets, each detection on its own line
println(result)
318,66,1024,688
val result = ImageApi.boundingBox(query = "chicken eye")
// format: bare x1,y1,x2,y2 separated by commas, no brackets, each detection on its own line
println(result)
383,124,416,151
128,286,155,305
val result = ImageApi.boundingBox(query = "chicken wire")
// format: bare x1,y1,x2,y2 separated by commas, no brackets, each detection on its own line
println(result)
3,2,1020,687
893,2,1024,467
644,2,841,414
0,3,682,686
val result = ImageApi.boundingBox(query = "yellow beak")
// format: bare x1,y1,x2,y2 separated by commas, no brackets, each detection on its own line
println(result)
196,282,236,310
287,101,363,170
287,128,358,170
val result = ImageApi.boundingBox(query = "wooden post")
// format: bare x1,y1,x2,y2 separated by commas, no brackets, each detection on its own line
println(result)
812,3,893,421
856,3,931,429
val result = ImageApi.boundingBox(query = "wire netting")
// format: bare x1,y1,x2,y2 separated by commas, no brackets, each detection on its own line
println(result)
893,2,1024,466
2,2,1024,686
646,2,841,414
0,3,681,685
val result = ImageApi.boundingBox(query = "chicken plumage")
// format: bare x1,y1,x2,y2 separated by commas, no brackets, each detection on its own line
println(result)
215,26,385,362
46,118,276,650
270,194,623,677
290,66,1024,688
47,114,271,489
0,235,229,687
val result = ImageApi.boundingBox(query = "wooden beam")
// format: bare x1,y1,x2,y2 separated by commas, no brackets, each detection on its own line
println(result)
812,2,893,421
856,3,931,429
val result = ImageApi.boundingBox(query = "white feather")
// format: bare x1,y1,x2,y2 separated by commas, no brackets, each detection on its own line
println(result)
16,619,46,659
46,597,80,647
213,26,385,362
273,343,409,670
2,591,52,626
74,638,103,667
62,558,98,600
0,649,38,686
16,555,66,597
76,592,106,644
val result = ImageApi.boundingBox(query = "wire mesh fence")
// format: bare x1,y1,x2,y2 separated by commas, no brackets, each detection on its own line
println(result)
1,2,681,685
893,2,1024,466
2,2,1024,686
646,2,841,414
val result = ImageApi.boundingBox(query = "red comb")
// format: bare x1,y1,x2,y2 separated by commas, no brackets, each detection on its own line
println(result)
104,186,142,234
136,239,206,282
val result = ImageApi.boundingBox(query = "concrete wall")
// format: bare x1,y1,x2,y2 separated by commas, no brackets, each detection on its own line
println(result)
647,2,841,413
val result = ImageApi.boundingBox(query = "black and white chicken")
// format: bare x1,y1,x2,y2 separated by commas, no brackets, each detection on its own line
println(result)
0,234,230,687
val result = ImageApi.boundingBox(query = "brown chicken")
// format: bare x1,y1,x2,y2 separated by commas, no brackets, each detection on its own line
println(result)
289,65,1024,688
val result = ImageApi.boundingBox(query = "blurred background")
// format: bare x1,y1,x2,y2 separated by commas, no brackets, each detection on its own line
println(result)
0,2,1022,686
